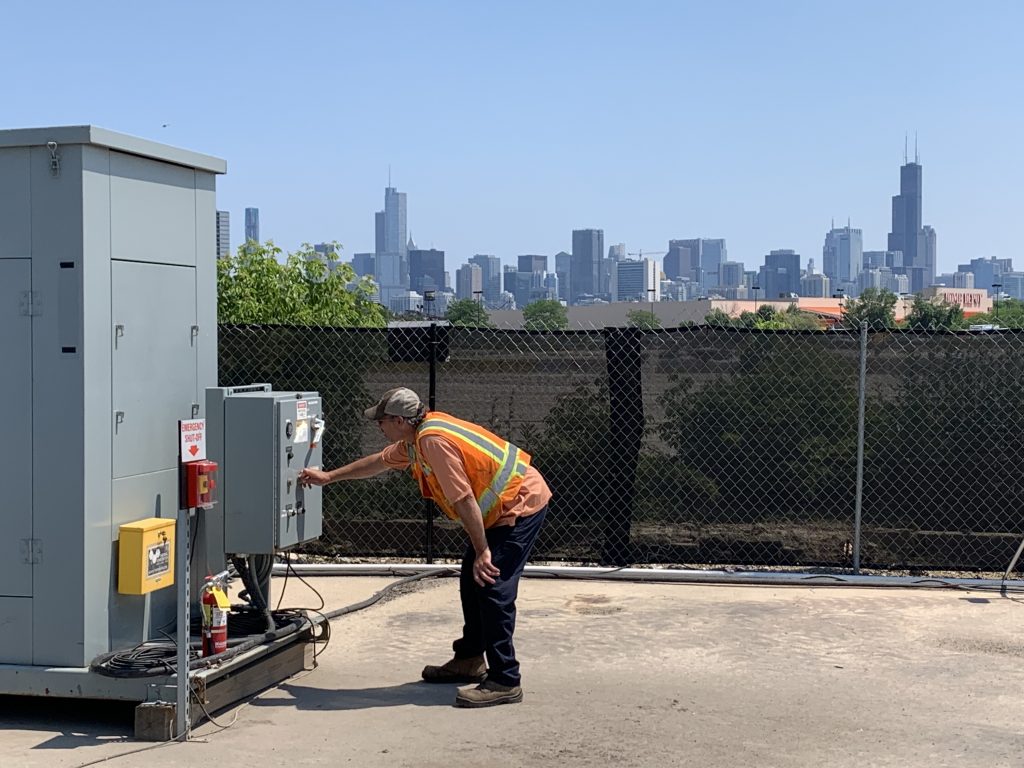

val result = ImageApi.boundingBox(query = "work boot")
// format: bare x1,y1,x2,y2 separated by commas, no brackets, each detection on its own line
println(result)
454,678,524,708
421,655,487,684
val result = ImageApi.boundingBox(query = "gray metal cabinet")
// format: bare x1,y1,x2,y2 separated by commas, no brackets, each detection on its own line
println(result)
0,259,33,598
112,261,198,478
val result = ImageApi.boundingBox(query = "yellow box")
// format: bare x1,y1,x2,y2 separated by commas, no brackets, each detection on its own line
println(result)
118,517,176,595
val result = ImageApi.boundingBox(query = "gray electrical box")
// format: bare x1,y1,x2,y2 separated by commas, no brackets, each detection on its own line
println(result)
207,386,324,553
0,126,225,670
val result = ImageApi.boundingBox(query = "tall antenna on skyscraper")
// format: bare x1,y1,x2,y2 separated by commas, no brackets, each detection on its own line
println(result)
388,164,392,187
915,131,919,163
904,133,908,164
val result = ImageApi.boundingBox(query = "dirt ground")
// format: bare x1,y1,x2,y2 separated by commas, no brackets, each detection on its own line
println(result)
3,574,1024,768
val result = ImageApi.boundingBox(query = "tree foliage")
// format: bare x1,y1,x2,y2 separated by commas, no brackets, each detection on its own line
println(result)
840,287,897,329
523,299,569,330
626,309,660,330
963,298,1024,328
702,304,823,330
217,241,385,326
445,298,493,327
904,295,966,330
839,286,897,327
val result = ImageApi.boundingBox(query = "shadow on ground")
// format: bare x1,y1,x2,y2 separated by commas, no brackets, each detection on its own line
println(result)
249,681,457,711
0,695,134,750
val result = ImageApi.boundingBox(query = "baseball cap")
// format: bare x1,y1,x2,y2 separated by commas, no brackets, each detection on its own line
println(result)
363,387,425,421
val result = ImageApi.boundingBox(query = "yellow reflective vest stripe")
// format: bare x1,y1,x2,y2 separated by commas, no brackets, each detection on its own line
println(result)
410,412,530,527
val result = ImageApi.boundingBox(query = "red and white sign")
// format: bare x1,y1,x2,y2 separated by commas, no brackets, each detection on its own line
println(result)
179,419,207,462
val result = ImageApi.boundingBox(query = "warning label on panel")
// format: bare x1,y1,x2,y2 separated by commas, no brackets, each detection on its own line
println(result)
147,540,170,578
296,401,308,420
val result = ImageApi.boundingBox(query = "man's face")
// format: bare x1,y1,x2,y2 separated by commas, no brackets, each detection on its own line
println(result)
376,414,408,442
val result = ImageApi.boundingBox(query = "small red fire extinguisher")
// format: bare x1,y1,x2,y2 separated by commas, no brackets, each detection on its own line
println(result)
201,573,229,657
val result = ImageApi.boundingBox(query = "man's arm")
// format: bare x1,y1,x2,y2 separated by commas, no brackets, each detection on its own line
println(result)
453,496,501,586
299,452,390,486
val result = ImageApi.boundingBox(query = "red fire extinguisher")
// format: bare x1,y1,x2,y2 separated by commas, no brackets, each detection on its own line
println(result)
201,573,229,657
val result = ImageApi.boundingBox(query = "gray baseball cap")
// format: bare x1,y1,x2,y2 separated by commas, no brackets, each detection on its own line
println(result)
363,387,425,420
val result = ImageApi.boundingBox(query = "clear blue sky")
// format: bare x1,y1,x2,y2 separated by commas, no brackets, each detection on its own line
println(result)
4,1,1021,276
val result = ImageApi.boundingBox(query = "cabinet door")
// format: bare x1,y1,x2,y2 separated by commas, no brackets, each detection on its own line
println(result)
112,261,198,478
0,259,33,597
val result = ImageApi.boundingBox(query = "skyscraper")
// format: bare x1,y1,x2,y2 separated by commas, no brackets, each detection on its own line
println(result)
456,263,483,300
667,238,726,292
244,207,260,244
612,259,659,302
409,248,446,293
518,254,547,273
469,254,501,305
887,146,936,292
822,224,863,292
571,229,604,303
554,251,571,302
215,210,230,258
759,250,801,299
374,186,409,307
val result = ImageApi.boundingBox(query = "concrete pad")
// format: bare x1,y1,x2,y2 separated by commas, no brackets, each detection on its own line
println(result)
4,575,1024,768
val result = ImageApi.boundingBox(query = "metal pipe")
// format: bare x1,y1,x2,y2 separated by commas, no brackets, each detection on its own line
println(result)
853,320,868,573
272,562,1024,591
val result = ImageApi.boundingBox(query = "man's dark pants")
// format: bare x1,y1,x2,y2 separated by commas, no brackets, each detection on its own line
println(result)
452,505,548,687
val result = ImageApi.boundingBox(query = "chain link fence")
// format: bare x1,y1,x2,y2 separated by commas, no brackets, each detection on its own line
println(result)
218,322,1024,574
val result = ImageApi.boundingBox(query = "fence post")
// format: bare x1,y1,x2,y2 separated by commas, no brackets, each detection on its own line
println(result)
601,327,645,566
853,320,868,573
424,322,438,564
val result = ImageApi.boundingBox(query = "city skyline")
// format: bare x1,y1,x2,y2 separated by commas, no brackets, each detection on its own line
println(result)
3,2,1021,277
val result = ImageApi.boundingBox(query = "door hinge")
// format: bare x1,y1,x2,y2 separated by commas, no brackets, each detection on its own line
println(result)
20,539,42,565
19,291,42,316
190,325,200,346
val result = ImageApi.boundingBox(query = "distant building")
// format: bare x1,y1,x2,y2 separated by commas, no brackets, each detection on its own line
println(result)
720,261,745,288
887,150,936,292
952,271,975,289
469,254,502,305
554,251,571,302
665,238,726,293
352,252,375,278
518,254,547,273
409,248,446,293
456,263,483,300
958,256,1014,293
800,273,831,298
759,249,801,299
375,185,409,309
215,210,230,258
571,229,604,303
863,250,903,270
822,224,863,292
611,258,659,302
608,243,626,260
244,207,259,244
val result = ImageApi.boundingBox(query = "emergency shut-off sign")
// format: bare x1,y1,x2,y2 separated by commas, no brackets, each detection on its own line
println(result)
179,419,207,461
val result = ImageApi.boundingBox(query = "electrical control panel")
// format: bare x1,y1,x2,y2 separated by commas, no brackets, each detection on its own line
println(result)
208,386,324,554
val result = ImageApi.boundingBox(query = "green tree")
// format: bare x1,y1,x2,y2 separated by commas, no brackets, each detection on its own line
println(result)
703,308,739,327
904,295,966,330
756,304,823,331
963,298,1024,328
445,298,493,327
217,241,385,326
626,309,660,329
523,299,569,330
840,287,897,329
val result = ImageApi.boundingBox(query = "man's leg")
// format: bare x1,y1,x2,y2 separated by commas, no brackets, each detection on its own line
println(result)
421,543,487,683
474,506,548,687
452,540,484,659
